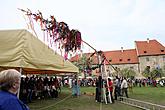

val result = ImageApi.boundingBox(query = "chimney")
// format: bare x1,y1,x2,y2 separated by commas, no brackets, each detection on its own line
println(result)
121,47,124,52
147,38,149,43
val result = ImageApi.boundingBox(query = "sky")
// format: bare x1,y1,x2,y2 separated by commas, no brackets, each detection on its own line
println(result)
1,0,165,53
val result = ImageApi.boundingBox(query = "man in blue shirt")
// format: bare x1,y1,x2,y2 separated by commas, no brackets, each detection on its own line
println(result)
0,69,29,110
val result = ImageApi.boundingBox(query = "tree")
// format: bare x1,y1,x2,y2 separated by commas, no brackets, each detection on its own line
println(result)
142,66,150,78
150,68,163,78
73,53,93,78
120,68,136,78
142,66,164,79
73,54,87,72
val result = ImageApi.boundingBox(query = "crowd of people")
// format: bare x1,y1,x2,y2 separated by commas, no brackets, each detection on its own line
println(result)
19,75,162,104
95,76,129,103
94,75,161,104
133,78,158,87
20,75,61,104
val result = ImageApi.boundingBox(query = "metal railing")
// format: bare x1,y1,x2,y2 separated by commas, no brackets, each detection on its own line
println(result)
120,97,165,110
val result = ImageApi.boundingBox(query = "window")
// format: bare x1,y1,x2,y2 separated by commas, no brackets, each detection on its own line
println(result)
146,57,149,62
161,49,164,52
163,56,165,61
130,66,134,69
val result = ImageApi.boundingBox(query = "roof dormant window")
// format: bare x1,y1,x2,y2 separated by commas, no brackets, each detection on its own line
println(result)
119,59,122,61
144,51,147,53
127,59,131,61
161,49,164,52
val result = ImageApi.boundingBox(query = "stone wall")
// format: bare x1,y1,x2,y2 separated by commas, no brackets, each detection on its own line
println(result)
108,63,140,77
138,55,165,73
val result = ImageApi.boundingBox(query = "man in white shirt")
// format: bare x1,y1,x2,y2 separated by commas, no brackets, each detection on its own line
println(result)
121,77,129,98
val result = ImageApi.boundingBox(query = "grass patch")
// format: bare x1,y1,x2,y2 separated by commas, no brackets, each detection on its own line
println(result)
28,86,165,110
28,87,140,110
80,86,165,105
46,95,141,110
129,86,165,105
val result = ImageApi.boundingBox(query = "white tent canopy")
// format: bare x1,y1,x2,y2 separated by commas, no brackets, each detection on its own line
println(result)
0,29,79,74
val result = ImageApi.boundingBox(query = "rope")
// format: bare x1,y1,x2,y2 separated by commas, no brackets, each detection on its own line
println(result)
27,14,38,38
38,95,71,110
21,12,30,29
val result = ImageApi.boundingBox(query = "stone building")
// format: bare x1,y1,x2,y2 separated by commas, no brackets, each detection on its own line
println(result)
135,39,165,74
70,39,165,78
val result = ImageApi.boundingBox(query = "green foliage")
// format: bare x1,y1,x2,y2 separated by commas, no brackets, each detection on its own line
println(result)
73,54,87,72
142,66,164,79
120,68,136,78
142,66,151,78
151,68,163,78
72,54,94,77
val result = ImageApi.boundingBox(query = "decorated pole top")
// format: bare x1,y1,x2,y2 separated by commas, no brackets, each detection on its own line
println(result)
18,8,82,60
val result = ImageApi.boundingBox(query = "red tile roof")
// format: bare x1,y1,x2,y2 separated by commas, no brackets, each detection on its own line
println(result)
135,39,165,56
69,53,93,62
103,49,139,64
70,49,139,65
69,54,79,62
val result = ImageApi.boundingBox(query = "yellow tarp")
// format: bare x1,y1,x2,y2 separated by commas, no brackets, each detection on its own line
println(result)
0,29,78,74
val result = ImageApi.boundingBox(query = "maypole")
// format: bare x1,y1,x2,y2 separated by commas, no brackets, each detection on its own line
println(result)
104,59,112,104
81,40,117,104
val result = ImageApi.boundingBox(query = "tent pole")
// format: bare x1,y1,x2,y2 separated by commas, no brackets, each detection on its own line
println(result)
17,67,22,98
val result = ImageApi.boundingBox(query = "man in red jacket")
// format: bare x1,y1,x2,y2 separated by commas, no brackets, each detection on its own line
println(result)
107,78,114,103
